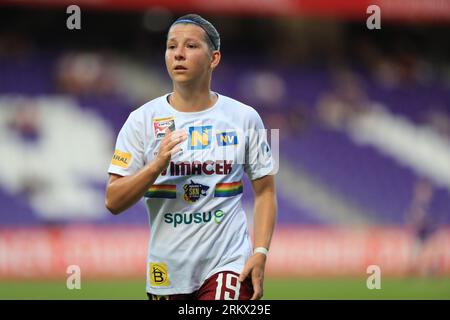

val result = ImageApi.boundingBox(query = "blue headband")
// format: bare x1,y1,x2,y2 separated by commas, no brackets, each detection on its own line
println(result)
172,19,218,50
174,19,197,25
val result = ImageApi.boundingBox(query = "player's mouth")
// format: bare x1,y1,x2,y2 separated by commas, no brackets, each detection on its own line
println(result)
174,65,188,72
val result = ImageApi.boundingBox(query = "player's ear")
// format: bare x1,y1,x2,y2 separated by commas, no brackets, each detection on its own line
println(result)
210,50,221,70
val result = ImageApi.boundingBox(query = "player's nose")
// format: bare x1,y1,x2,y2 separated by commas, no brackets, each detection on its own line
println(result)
174,48,186,61
175,54,185,61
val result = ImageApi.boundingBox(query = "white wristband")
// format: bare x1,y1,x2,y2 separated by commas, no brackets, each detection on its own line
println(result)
254,247,269,256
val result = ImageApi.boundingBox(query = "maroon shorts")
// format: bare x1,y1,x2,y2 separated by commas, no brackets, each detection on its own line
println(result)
147,271,253,300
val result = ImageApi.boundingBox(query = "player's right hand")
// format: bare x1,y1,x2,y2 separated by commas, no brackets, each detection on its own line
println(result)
153,127,187,173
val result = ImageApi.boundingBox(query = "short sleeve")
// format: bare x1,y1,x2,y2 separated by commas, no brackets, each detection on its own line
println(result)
108,111,145,176
244,109,275,180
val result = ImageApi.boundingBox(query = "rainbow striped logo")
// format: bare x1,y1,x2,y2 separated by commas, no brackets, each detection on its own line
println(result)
214,181,243,197
145,184,177,199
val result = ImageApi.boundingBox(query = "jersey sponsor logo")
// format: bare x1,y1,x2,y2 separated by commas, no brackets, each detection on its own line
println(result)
111,149,132,168
161,160,233,176
153,116,175,139
214,181,243,197
183,180,209,203
164,209,225,228
149,262,169,287
188,125,212,150
216,131,238,146
144,184,177,199
213,209,225,224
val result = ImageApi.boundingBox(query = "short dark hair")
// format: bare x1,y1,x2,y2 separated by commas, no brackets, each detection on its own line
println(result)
169,14,220,51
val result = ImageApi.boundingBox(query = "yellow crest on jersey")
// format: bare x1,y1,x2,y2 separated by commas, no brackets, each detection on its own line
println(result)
149,262,169,286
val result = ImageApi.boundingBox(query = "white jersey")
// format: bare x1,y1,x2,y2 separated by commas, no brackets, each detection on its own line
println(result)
108,93,274,295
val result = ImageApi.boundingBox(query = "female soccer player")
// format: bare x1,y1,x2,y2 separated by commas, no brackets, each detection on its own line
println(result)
105,14,277,300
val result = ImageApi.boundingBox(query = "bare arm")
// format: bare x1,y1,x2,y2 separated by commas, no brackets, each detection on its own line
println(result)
238,174,277,300
106,167,160,215
252,174,277,251
105,129,187,214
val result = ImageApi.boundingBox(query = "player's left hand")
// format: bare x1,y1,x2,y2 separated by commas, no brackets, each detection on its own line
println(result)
238,253,267,300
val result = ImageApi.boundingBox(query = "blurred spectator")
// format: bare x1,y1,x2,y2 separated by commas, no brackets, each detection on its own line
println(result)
423,108,450,140
8,100,40,143
405,178,440,277
6,100,44,198
238,70,287,107
0,32,32,60
55,52,117,96
285,103,311,138
316,69,370,130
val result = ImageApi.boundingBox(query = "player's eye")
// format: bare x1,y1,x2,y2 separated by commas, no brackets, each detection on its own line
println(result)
167,44,176,50
187,43,198,49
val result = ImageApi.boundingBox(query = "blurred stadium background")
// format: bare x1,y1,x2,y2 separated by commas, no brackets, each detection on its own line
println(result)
0,0,450,299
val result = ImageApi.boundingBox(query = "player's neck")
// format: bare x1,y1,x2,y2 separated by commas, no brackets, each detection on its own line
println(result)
170,83,217,113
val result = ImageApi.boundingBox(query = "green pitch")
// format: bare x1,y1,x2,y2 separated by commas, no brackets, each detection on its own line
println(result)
0,277,449,300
